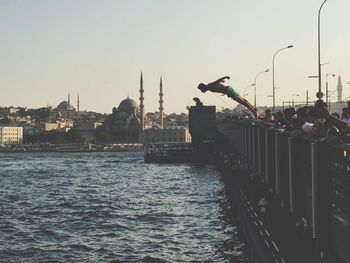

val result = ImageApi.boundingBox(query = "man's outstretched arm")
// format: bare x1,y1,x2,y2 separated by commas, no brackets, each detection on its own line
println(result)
313,109,349,131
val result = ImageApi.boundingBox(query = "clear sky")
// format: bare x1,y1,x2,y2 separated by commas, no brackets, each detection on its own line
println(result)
0,0,349,114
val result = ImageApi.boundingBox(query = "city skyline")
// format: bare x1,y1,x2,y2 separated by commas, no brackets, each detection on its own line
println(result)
1,0,350,113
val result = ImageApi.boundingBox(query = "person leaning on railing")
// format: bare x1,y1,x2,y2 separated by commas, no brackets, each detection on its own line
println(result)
291,106,328,139
279,101,349,141
312,101,349,129
309,102,350,142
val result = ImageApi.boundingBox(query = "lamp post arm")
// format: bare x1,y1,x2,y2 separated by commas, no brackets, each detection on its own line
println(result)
244,84,254,99
254,69,269,108
272,46,292,112
317,0,328,99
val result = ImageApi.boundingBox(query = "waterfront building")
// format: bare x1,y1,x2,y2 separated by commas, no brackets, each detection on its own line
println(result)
143,126,191,143
0,107,20,117
75,119,103,143
0,126,23,145
44,122,60,131
23,124,41,136
145,112,163,128
76,119,102,130
43,119,75,132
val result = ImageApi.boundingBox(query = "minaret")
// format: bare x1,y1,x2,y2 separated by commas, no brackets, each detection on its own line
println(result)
159,76,164,128
68,93,71,110
337,75,343,102
77,94,80,112
139,72,144,131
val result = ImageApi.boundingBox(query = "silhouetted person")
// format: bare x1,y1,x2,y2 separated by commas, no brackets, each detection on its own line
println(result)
274,111,285,128
263,109,274,122
198,76,257,118
193,97,203,107
312,108,350,133
341,108,350,123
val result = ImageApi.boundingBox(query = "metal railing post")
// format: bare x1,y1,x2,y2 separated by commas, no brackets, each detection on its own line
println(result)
245,125,248,160
288,136,295,212
240,126,242,156
265,130,269,186
248,126,251,164
252,127,256,168
242,126,245,158
311,142,319,239
257,128,262,176
275,132,280,195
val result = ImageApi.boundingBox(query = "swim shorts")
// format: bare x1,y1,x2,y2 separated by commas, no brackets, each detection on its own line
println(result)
226,86,240,99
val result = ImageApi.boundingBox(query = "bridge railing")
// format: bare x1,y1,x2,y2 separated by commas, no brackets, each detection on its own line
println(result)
230,120,350,262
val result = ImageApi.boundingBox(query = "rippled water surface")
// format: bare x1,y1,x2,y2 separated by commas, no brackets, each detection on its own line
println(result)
0,152,250,262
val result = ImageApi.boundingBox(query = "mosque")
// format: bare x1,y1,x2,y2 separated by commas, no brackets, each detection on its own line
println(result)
52,94,79,119
101,72,164,143
56,100,76,112
102,97,142,142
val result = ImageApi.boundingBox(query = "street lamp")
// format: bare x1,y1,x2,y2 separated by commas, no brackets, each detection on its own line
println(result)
317,0,329,99
292,94,299,108
272,45,293,112
326,73,335,109
243,83,254,99
308,63,330,78
306,90,310,106
254,68,269,108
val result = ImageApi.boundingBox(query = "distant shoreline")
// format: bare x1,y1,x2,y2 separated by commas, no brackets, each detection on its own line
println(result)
0,144,145,153
0,149,144,153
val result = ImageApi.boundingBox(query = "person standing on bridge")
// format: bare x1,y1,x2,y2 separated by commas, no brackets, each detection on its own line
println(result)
198,76,258,118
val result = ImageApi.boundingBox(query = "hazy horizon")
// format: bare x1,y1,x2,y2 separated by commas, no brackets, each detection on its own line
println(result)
1,0,349,114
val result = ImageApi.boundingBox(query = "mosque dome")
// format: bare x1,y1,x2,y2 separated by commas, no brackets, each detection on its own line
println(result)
115,111,129,120
118,97,138,114
56,101,75,111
